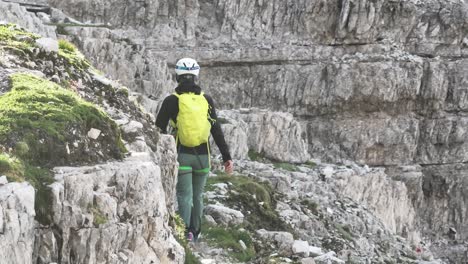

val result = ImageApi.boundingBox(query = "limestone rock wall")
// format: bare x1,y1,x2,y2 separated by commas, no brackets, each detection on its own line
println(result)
46,0,468,47
44,0,468,165
0,182,36,264
335,168,420,241
34,154,183,264
0,1,56,38
212,109,310,163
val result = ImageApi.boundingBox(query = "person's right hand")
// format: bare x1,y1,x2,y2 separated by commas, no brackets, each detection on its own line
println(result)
224,160,234,174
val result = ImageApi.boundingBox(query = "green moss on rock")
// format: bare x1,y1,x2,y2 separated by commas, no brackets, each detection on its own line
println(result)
0,151,54,224
202,222,255,262
57,39,90,70
0,73,125,166
207,174,293,233
0,153,25,182
0,24,39,51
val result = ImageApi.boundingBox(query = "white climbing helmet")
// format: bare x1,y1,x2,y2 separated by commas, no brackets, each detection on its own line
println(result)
175,58,200,76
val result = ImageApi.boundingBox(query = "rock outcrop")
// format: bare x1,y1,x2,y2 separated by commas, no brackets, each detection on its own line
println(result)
34,154,183,264
0,1,55,38
211,109,310,163
0,181,35,264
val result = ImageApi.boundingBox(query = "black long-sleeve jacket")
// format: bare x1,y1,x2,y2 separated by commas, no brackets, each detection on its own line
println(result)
155,80,232,162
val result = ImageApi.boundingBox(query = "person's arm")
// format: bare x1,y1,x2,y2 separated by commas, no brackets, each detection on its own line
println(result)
156,95,178,134
205,95,233,173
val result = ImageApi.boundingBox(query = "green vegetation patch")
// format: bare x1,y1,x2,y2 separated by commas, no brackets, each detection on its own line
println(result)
273,162,298,172
88,204,107,226
169,214,201,264
0,152,25,182
0,152,53,186
202,222,255,262
0,73,125,165
207,173,293,233
0,23,39,51
57,39,90,70
0,151,54,224
304,161,317,168
248,149,265,162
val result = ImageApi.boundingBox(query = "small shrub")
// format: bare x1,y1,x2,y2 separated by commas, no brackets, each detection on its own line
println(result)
239,181,272,209
58,39,76,53
30,166,54,225
57,39,90,69
169,214,201,264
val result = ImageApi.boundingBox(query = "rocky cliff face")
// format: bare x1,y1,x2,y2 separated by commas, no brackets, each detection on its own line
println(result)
0,6,184,263
1,0,468,263
0,181,35,263
35,153,182,264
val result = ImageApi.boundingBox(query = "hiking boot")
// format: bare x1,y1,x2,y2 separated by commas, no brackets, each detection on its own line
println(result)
187,231,194,242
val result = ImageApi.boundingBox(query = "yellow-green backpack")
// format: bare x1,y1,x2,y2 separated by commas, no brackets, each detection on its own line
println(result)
173,92,211,147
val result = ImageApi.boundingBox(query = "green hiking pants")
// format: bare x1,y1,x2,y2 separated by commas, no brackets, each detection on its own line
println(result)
176,152,210,233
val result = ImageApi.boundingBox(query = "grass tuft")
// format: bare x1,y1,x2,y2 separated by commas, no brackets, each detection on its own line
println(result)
169,214,201,264
58,39,76,52
202,223,256,262
57,39,90,69
89,204,107,226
